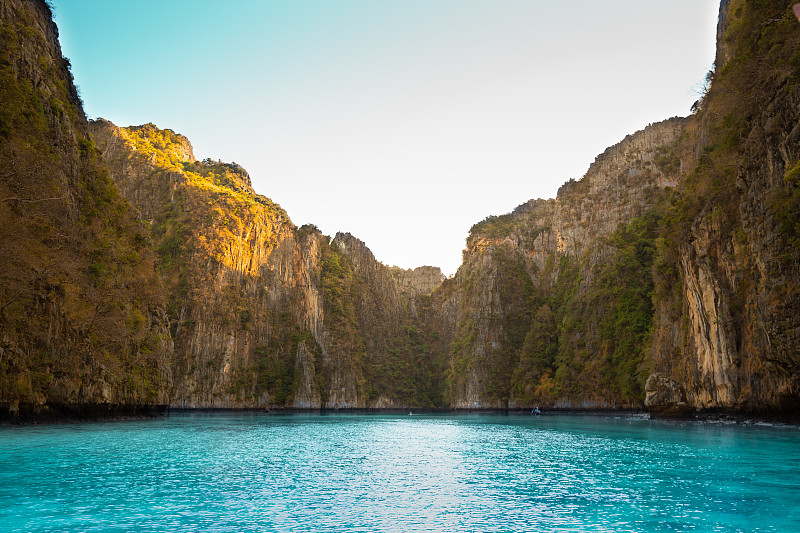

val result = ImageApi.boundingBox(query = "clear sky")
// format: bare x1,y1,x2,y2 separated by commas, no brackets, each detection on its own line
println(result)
50,1,720,276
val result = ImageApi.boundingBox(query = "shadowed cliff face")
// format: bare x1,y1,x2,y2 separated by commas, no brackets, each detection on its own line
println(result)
434,1,800,415
437,119,687,409
0,0,173,419
332,233,447,407
646,0,800,415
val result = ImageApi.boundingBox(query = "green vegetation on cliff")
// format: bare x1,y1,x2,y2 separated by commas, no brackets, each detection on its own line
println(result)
647,0,800,411
659,0,800,267
552,212,661,404
91,118,304,408
774,160,800,255
0,0,171,417
444,2,800,412
318,238,367,404
450,209,661,409
7,0,799,416
374,302,447,408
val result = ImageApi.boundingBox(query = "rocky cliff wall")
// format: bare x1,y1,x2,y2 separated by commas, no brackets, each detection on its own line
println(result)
8,0,798,418
389,266,446,299
91,119,332,408
646,0,800,416
0,0,173,419
91,121,447,409
435,118,687,409
430,2,800,417
332,233,446,407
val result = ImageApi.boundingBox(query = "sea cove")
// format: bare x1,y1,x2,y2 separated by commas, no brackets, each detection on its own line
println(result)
1,413,798,532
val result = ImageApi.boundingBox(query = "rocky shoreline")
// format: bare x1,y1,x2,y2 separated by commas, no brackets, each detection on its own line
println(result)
6,404,800,427
0,403,168,425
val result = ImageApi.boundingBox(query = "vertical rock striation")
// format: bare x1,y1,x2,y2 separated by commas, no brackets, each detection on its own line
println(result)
91,119,328,408
91,122,447,409
4,0,798,418
435,119,687,409
0,0,173,419
646,0,800,416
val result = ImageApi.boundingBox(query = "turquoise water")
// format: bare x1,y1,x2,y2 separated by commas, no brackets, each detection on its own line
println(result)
1,413,799,532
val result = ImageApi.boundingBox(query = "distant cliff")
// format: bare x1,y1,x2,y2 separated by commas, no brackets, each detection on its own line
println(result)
90,121,446,409
0,0,172,419
433,118,686,409
431,0,800,416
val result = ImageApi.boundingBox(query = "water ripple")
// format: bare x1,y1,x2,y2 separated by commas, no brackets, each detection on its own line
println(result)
1,413,798,532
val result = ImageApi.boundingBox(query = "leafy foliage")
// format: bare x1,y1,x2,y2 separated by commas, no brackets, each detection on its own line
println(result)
0,7,170,412
317,239,368,404
468,213,517,241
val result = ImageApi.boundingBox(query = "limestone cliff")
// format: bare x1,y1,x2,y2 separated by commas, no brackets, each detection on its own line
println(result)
389,265,445,317
332,233,445,407
390,266,446,299
437,0,800,416
0,0,172,419
646,0,800,415
436,118,686,409
6,0,799,418
90,122,446,409
91,119,327,408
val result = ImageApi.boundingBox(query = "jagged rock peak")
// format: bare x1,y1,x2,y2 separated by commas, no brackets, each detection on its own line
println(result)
497,117,686,222
588,117,685,169
715,0,733,71
130,122,195,163
333,233,446,297
389,266,445,298
89,119,268,202
332,232,375,263
331,232,389,280
558,117,686,196
91,118,196,164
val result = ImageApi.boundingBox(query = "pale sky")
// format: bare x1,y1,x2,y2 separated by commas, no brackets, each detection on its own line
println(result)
51,1,720,275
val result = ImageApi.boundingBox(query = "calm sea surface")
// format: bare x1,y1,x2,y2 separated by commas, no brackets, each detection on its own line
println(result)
1,412,798,532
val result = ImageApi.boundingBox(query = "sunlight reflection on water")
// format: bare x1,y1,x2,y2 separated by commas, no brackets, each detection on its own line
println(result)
1,413,799,532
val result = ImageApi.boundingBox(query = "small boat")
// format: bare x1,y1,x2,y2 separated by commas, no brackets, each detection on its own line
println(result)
531,407,541,416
